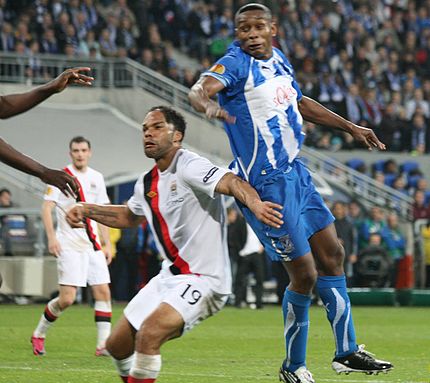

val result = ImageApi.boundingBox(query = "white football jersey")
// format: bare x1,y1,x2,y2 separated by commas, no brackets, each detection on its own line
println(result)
44,165,110,251
128,149,232,295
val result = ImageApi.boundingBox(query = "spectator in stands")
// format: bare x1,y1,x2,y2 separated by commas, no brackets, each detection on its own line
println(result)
363,88,383,127
0,188,26,256
359,206,387,250
345,83,368,125
380,212,406,287
356,232,392,287
78,30,101,58
378,103,404,151
227,206,247,301
410,113,427,155
332,201,357,286
112,223,140,302
413,190,430,220
383,159,399,175
235,223,265,309
116,16,137,52
0,22,15,52
392,176,408,195
416,178,428,193
406,88,430,120
348,200,364,231
209,24,234,60
40,28,59,54
99,28,117,57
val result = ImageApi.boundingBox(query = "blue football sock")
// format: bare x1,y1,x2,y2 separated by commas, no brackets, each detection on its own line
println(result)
317,275,358,357
282,288,311,372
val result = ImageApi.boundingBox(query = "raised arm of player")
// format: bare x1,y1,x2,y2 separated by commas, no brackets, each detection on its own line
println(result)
188,76,235,123
215,172,283,229
0,67,93,119
298,96,386,151
66,204,145,229
0,138,78,197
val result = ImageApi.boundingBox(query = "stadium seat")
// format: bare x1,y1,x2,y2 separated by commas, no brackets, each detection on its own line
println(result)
407,175,423,190
345,158,365,170
372,159,386,173
400,161,419,174
384,174,397,187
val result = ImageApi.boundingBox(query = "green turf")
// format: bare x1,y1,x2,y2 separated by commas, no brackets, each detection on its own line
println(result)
0,304,429,383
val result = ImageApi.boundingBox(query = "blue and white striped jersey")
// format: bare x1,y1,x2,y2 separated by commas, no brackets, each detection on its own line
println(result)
203,41,305,186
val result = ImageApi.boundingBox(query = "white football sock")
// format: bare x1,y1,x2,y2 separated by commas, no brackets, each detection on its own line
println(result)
129,352,162,380
33,297,63,338
94,300,112,348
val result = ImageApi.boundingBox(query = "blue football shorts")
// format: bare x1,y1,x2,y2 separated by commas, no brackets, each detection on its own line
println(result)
238,160,334,262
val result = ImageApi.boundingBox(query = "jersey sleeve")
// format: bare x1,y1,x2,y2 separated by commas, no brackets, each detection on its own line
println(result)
127,174,146,216
96,174,110,204
43,184,61,203
202,51,242,89
180,154,231,198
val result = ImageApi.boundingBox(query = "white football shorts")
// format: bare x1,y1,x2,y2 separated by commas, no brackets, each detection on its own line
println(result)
57,248,110,287
124,271,228,333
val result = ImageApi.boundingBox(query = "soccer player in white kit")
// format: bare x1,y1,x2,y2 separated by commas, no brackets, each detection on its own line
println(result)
66,106,284,383
31,136,113,357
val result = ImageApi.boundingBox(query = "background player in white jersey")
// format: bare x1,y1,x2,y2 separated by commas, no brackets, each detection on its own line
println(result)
189,3,393,383
31,136,113,357
66,106,283,383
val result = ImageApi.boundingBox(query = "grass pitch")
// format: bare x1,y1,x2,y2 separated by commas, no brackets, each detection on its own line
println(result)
0,304,428,383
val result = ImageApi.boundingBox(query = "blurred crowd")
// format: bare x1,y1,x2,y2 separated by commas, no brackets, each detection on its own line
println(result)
2,0,430,153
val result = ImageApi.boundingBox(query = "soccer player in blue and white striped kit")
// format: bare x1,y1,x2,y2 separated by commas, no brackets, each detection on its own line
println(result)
189,3,393,383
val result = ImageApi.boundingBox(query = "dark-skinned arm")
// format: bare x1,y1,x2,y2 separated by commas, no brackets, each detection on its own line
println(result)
298,96,385,150
215,172,283,229
0,67,93,119
0,138,78,197
66,203,145,229
188,76,235,123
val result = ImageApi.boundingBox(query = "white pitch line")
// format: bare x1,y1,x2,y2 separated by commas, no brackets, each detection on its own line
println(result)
0,366,425,383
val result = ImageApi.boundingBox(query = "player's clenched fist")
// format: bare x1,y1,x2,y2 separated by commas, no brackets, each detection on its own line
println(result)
66,203,85,228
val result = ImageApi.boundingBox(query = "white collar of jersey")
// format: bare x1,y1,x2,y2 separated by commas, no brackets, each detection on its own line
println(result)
159,148,184,175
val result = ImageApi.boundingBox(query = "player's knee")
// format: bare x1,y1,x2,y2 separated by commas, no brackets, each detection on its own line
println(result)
59,296,75,308
291,268,317,293
301,268,318,291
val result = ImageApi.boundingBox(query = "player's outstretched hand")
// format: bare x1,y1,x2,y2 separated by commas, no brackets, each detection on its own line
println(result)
40,169,78,198
251,200,284,229
205,100,236,124
48,67,94,93
66,204,85,228
350,125,386,151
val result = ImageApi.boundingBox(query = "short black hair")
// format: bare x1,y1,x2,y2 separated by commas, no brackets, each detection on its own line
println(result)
235,3,272,23
0,188,11,196
148,105,186,141
69,136,91,149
